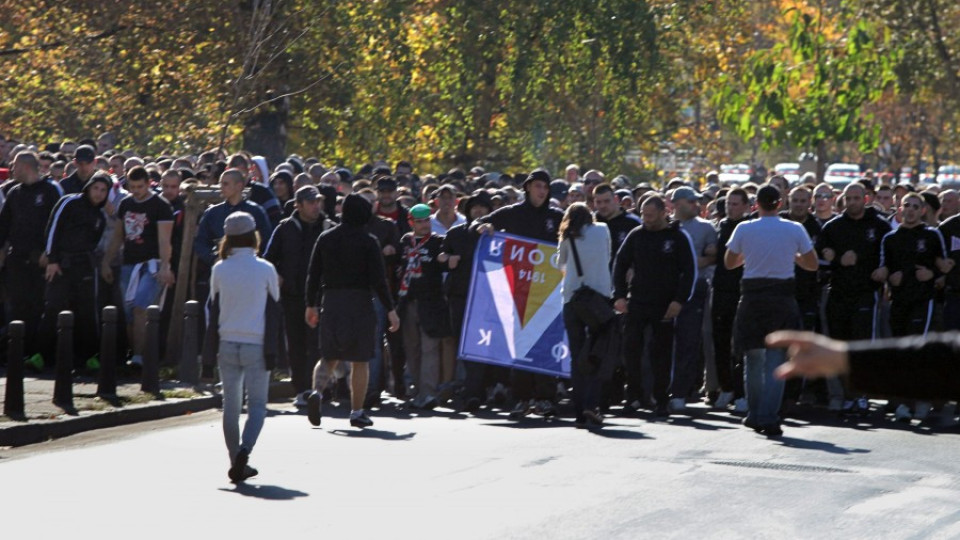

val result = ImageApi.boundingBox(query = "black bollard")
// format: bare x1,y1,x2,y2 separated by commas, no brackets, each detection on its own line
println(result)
97,306,118,396
179,301,200,385
141,305,161,394
53,311,74,410
4,321,25,417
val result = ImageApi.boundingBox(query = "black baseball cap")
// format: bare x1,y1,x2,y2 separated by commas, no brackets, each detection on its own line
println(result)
295,185,321,203
74,145,96,163
756,185,782,207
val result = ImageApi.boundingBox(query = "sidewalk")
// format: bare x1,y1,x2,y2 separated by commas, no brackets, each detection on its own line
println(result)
0,367,221,447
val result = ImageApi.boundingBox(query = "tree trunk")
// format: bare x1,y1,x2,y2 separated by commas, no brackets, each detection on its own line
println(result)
242,92,289,167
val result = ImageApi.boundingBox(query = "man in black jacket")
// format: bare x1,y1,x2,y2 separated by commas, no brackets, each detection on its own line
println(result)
40,172,111,370
711,188,749,411
816,183,891,410
264,186,332,404
593,183,641,265
472,168,566,419
58,144,96,195
613,195,696,417
440,190,493,411
399,204,451,409
0,150,64,360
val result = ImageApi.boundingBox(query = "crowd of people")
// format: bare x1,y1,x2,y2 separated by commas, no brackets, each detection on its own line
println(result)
1,134,958,482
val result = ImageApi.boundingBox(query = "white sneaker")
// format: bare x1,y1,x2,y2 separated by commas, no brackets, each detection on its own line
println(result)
894,404,912,422
714,391,734,409
828,398,843,412
669,397,686,413
733,398,749,413
914,401,932,421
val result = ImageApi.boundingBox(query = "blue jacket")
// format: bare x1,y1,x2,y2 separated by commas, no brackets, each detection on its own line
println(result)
193,199,273,267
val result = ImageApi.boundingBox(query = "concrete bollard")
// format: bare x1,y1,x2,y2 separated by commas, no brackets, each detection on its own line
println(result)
4,321,25,417
53,311,74,410
97,306,118,396
141,305,161,394
179,301,200,385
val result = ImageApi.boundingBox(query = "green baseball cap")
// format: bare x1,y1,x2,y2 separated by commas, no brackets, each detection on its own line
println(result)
410,203,432,219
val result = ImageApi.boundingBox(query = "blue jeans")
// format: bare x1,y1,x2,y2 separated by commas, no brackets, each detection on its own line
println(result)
744,348,786,426
218,341,270,462
365,297,388,404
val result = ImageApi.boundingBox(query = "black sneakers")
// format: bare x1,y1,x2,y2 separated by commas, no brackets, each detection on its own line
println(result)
307,391,322,426
229,448,258,484
350,411,373,428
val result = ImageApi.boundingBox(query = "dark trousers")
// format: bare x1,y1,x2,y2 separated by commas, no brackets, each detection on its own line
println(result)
40,259,100,367
6,255,46,356
825,291,877,341
712,289,743,397
282,295,318,394
673,279,708,399
563,303,601,418
623,309,674,405
943,294,960,331
890,299,933,337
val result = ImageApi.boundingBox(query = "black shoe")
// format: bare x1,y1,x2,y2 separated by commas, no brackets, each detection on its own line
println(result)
742,417,763,433
760,422,783,437
307,391,322,426
229,448,250,483
350,412,374,428
509,400,533,420
654,404,669,418
464,397,482,413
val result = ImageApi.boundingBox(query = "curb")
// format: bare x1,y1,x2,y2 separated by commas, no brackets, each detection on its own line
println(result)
0,395,222,448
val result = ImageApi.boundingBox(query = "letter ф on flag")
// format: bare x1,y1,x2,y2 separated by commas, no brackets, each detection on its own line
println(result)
459,231,571,377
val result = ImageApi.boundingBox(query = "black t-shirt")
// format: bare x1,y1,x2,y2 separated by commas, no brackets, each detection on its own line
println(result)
118,193,174,264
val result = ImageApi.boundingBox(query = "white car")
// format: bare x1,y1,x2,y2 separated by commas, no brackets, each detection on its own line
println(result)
718,163,753,186
773,162,800,185
938,164,960,189
823,163,861,188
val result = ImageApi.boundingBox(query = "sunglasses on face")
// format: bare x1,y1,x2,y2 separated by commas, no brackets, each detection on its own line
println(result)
815,194,832,200
902,203,922,209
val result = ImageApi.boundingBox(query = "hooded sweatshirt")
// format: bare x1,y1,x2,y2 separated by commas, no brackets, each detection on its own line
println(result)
44,173,111,265
305,193,393,310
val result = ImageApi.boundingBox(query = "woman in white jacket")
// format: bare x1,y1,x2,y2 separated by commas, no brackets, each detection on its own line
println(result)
210,211,280,484
557,203,612,428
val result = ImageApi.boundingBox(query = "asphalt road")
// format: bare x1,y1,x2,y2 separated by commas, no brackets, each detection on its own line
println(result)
2,401,959,539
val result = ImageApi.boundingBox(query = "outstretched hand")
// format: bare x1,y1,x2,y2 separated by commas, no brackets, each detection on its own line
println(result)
765,330,850,380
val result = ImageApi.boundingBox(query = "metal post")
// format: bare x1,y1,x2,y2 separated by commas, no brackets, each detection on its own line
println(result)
4,321,25,417
179,300,201,385
142,305,162,394
97,306,118,396
53,311,74,409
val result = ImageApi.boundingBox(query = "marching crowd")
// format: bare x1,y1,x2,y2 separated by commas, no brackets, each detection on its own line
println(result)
1,134,957,482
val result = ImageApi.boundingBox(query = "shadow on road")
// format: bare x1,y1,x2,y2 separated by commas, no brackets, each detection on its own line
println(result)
774,436,871,454
219,483,309,501
327,428,416,441
585,427,651,440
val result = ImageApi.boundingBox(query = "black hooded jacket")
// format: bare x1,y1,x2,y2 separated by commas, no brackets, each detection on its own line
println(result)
470,198,564,243
305,194,394,310
44,174,111,265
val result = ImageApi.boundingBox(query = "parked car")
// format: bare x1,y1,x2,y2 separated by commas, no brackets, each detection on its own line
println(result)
938,164,960,189
718,163,753,186
823,163,861,189
773,162,800,185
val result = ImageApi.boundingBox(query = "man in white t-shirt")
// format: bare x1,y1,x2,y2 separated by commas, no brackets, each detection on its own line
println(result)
724,185,818,437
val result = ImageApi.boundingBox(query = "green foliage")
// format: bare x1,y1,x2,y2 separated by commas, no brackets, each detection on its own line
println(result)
714,5,901,155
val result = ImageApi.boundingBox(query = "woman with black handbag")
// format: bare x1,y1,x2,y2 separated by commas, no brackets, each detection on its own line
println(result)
557,203,613,428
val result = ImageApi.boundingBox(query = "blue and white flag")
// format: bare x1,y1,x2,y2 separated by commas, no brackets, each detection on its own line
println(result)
459,231,571,377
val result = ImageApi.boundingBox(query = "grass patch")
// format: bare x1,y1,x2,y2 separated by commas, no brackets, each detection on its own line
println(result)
161,388,201,399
